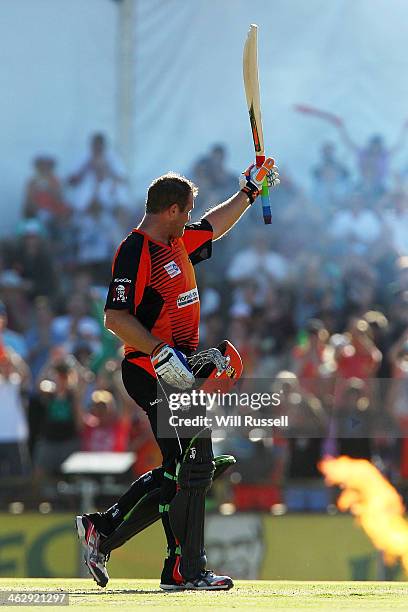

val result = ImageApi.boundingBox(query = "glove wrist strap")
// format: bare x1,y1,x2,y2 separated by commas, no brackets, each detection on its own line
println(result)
151,342,166,357
240,187,258,205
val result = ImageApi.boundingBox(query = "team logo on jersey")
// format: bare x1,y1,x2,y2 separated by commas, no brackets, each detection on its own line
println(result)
113,283,130,303
177,287,199,308
164,260,181,278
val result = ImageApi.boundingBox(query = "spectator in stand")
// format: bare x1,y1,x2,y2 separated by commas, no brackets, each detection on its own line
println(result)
293,256,330,328
12,219,59,301
196,270,222,347
0,344,31,477
255,285,296,375
51,294,101,354
385,287,408,347
335,377,373,460
23,155,70,231
264,169,299,230
341,258,378,318
281,191,327,256
363,310,391,378
227,229,290,286
278,372,329,511
88,358,160,475
69,270,95,301
25,297,55,384
0,300,28,358
190,145,236,214
75,198,116,284
333,118,408,195
328,190,382,256
67,132,129,214
226,314,260,378
382,189,408,256
334,317,382,403
311,141,350,210
392,257,408,296
92,358,128,406
82,390,130,452
207,144,237,201
228,435,284,511
31,357,82,487
315,287,344,333
0,269,30,334
338,318,382,378
229,278,265,322
200,311,223,349
386,330,408,478
292,318,335,397
190,156,214,216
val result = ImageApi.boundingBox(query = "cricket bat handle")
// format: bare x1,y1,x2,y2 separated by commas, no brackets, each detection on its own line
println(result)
256,154,272,225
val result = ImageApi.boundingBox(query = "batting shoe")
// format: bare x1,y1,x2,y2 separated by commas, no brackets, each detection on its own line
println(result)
76,515,109,588
159,555,185,591
183,570,234,591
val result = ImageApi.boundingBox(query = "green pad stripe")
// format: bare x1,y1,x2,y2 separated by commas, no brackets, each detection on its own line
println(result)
159,504,170,513
123,493,148,522
164,471,177,481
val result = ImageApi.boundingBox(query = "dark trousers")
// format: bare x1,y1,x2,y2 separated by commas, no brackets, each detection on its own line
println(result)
120,359,191,556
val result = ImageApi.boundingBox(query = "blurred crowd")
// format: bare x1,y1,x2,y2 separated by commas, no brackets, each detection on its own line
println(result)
1,129,408,513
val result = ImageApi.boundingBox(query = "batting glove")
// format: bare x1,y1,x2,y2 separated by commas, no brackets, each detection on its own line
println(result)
151,342,195,390
239,157,280,203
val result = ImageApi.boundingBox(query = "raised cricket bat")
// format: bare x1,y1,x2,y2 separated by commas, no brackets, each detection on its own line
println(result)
243,23,271,225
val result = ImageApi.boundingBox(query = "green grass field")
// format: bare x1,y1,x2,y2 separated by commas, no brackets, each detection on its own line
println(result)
0,579,407,611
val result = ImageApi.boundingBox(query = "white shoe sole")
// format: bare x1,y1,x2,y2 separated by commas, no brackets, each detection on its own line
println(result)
159,583,186,591
183,582,233,591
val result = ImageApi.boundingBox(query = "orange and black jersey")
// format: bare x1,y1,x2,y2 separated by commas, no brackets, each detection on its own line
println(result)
105,219,213,375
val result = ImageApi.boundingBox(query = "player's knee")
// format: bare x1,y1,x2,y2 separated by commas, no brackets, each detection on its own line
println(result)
178,460,215,490
178,436,215,490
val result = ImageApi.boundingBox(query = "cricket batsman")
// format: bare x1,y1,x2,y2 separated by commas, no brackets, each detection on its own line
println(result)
76,159,279,591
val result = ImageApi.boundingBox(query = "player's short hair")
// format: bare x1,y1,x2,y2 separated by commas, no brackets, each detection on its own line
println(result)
146,172,198,214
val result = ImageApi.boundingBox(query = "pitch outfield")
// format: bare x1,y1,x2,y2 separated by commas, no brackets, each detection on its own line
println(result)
0,579,407,610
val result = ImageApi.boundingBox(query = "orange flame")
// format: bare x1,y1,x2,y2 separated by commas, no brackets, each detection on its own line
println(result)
319,456,408,572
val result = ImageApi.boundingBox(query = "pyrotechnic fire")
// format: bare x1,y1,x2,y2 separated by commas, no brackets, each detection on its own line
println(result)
319,456,408,572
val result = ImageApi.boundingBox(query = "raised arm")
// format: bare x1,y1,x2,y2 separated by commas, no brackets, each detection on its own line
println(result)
203,191,250,240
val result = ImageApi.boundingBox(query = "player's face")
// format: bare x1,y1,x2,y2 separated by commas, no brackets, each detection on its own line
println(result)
173,193,194,237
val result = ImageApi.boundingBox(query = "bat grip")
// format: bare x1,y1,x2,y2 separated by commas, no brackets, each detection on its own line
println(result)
256,155,272,225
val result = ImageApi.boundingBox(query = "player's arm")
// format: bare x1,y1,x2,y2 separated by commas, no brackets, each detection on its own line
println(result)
104,233,161,353
203,191,250,240
203,159,279,240
105,310,193,389
104,309,160,354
